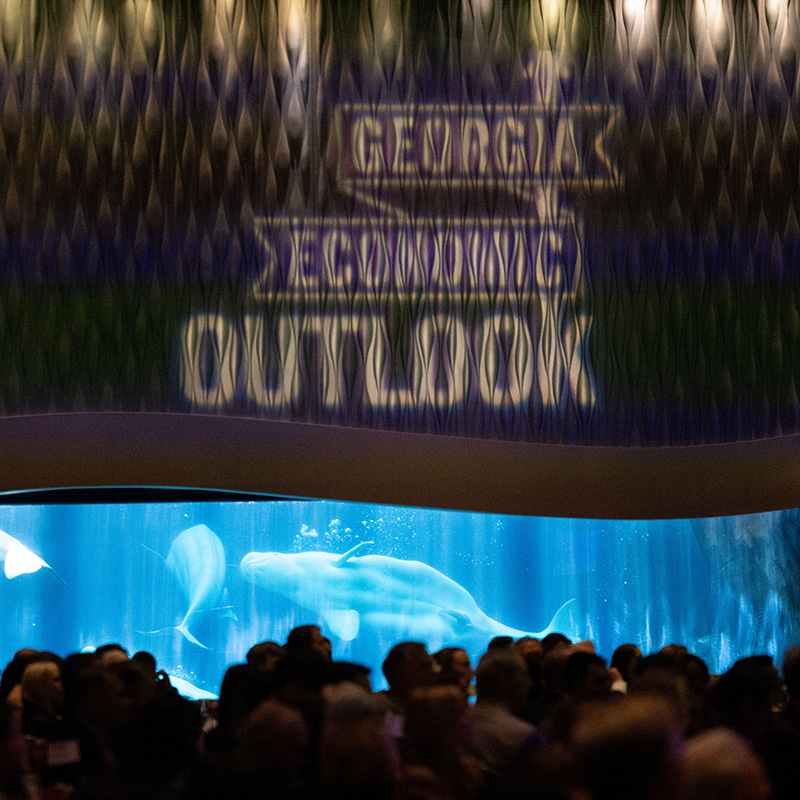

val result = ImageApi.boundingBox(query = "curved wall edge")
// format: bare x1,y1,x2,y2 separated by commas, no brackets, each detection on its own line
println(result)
0,413,797,519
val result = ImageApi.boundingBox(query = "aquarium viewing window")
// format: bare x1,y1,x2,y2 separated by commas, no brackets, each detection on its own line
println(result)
0,488,794,696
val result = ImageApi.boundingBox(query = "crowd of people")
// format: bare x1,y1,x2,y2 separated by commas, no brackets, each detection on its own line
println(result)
1,625,798,800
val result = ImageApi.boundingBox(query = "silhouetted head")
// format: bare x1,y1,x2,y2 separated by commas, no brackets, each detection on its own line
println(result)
611,644,642,683
541,632,572,658
487,636,515,651
125,691,204,782
238,700,311,784
59,652,100,701
320,682,400,799
627,653,691,724
286,625,332,662
475,650,531,713
684,654,710,701
132,651,157,671
433,647,472,697
382,642,438,700
683,727,771,800
516,637,542,657
247,641,284,672
131,651,158,685
712,656,781,738
0,650,61,701
563,652,612,703
70,665,132,732
404,685,471,763
217,663,274,735
572,695,684,800
95,643,129,665
659,644,689,665
20,661,63,716
325,662,373,693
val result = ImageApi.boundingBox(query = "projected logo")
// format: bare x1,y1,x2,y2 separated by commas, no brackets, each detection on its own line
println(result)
181,75,619,433
333,102,619,203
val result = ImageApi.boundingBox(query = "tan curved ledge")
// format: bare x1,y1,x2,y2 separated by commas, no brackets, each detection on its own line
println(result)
0,412,798,520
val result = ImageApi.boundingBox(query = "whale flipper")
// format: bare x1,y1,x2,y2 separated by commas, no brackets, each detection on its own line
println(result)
325,609,360,640
439,609,475,635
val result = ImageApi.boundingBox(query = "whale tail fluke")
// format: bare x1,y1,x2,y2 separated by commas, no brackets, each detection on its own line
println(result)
134,624,210,650
46,565,67,585
176,623,210,649
542,598,582,640
4,541,50,579
3,545,67,585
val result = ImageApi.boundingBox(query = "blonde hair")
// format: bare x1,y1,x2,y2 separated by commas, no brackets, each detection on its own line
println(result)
20,661,61,714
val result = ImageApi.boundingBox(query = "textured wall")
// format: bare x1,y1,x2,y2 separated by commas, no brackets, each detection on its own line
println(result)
1,0,799,448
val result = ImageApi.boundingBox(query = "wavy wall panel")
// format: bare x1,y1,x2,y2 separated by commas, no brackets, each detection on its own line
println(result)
0,0,798,447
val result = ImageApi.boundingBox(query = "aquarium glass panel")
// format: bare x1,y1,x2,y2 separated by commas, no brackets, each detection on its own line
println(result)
0,497,795,694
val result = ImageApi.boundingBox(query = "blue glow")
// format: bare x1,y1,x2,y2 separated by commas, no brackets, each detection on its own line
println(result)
0,500,793,692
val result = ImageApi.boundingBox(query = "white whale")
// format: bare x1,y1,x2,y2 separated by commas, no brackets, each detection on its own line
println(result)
239,542,580,650
142,524,237,648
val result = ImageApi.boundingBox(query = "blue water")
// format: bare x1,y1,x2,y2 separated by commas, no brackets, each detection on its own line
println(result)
0,499,793,693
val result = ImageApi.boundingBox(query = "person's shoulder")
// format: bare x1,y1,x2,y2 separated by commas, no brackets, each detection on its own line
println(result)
373,688,399,714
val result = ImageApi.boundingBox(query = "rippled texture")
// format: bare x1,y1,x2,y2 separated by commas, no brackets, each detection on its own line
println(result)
0,1,799,444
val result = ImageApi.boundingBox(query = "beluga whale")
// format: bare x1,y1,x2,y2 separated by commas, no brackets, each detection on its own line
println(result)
0,529,62,581
239,542,580,651
142,524,237,648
